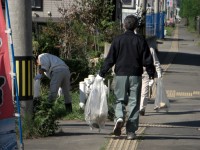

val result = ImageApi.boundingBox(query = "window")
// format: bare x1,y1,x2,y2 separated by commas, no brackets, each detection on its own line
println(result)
32,0,43,11
121,0,136,8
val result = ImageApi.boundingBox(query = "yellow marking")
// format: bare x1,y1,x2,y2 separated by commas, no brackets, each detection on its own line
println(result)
16,61,19,90
124,139,131,150
165,90,200,98
152,89,200,98
28,60,31,96
118,137,125,150
22,61,26,96
166,90,176,98
193,91,200,95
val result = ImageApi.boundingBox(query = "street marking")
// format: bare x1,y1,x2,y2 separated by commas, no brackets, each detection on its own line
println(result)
106,127,145,150
139,123,199,129
152,90,200,98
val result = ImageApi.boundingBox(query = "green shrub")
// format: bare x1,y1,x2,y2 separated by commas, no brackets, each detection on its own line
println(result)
165,26,174,36
64,59,90,90
107,90,115,121
33,96,59,137
64,91,84,120
20,114,38,138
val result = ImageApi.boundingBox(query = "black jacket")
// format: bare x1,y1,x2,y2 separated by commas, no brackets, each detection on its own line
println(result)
99,30,155,78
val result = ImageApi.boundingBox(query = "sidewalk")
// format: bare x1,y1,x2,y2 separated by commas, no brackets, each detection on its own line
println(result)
137,22,200,150
24,120,114,150
24,22,200,150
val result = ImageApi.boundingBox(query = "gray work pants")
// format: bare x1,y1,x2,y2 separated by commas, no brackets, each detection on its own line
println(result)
114,76,142,133
49,68,71,104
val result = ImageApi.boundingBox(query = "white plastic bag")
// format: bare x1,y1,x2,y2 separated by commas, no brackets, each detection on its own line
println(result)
154,78,170,112
84,77,108,132
34,79,41,98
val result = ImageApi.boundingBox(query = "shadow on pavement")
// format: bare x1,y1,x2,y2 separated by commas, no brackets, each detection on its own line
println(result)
51,131,109,137
158,52,200,66
156,110,200,116
164,120,200,128
139,135,200,140
162,38,195,42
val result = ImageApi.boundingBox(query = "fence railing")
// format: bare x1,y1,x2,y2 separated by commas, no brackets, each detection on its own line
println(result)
146,12,165,39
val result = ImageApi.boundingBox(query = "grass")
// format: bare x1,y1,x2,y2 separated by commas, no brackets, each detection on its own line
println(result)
165,26,175,36
63,91,85,120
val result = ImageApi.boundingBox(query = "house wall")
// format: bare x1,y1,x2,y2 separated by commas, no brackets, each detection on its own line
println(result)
32,0,74,22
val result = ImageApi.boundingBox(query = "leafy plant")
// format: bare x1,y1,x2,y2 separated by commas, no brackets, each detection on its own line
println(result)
165,26,175,36
107,90,115,121
29,0,123,138
64,59,90,90
64,91,84,120
33,97,59,137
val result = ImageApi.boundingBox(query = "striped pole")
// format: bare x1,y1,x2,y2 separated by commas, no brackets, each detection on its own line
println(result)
5,0,24,149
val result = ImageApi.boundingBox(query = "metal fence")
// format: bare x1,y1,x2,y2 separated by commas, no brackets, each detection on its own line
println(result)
146,13,155,37
146,12,165,39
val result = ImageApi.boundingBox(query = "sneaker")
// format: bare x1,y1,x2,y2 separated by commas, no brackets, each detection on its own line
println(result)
127,132,136,140
113,118,124,136
154,106,159,110
139,110,145,116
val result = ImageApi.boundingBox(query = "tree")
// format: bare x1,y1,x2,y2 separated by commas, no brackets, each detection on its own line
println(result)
180,0,200,29
56,0,121,59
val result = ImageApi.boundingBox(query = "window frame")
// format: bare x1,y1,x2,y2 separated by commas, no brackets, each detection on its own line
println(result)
121,0,136,9
32,0,43,11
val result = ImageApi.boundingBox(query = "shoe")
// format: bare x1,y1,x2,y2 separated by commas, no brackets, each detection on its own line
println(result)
65,103,72,114
154,106,159,110
160,102,168,108
127,132,136,140
113,118,124,136
139,110,145,116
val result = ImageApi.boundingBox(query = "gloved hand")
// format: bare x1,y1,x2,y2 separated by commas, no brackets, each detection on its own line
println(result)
79,102,85,109
58,87,62,97
95,74,104,82
157,71,162,78
34,74,42,80
149,79,154,87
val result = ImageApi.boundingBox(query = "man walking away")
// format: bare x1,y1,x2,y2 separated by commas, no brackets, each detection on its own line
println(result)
96,15,155,140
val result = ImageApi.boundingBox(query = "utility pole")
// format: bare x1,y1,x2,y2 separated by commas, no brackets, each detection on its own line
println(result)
7,1,33,118
159,0,165,39
154,0,160,38
140,0,147,36
163,0,167,13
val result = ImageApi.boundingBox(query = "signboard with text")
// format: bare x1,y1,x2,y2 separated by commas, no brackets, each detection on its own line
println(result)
0,2,18,149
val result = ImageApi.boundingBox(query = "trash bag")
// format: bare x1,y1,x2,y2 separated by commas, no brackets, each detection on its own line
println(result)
34,79,41,98
154,78,170,112
84,77,108,132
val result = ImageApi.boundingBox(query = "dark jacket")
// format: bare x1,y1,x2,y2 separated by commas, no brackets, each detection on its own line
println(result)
99,30,155,78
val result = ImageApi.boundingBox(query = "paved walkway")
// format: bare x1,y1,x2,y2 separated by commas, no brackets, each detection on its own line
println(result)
24,22,200,150
137,22,200,150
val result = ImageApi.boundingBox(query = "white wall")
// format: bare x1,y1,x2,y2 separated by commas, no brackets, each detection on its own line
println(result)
32,0,74,21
